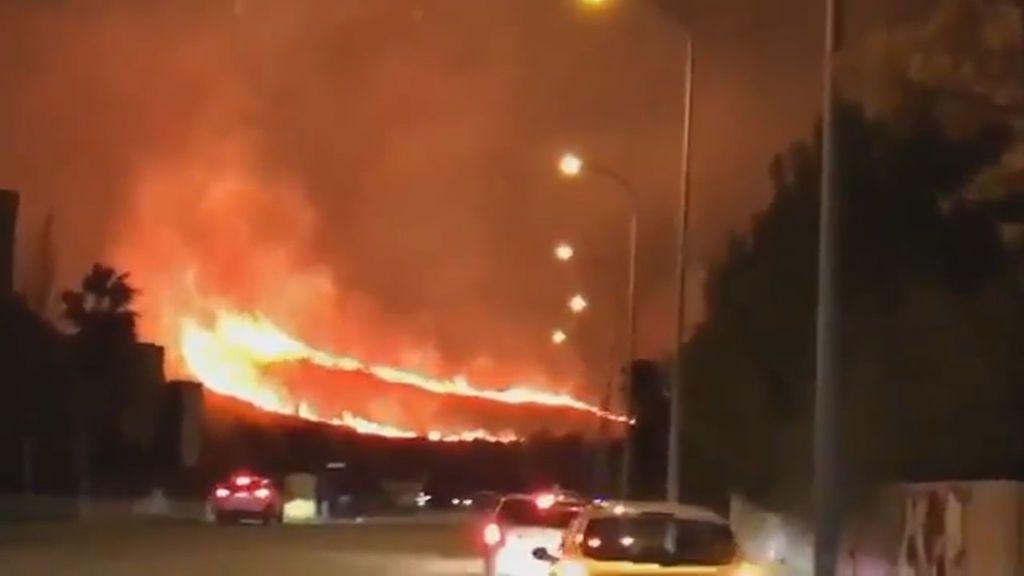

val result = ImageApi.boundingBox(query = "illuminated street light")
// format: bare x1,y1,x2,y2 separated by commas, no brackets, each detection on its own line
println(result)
555,151,638,500
551,329,568,345
554,242,575,262
570,0,697,508
568,293,588,314
558,153,584,178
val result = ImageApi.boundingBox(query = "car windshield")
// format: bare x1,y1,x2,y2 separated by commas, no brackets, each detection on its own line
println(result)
496,499,579,528
581,514,737,566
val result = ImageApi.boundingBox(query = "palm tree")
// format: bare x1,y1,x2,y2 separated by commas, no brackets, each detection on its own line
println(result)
61,263,138,343
59,263,138,501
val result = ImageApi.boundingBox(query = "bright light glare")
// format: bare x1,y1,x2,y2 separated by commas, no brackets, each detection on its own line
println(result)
415,492,431,508
214,487,230,498
234,475,252,487
561,561,590,576
254,487,271,499
551,329,568,345
612,504,626,515
586,537,602,548
554,243,575,262
558,153,584,177
282,498,317,523
451,498,461,506
483,522,502,546
619,535,635,547
733,563,765,576
568,294,588,314
536,493,556,509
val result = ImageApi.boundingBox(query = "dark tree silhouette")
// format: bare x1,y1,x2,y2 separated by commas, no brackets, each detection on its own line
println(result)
61,263,138,343
675,104,1021,519
60,263,139,498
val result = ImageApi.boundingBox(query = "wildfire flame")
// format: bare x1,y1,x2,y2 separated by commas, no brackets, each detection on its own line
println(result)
180,309,626,442
111,139,625,444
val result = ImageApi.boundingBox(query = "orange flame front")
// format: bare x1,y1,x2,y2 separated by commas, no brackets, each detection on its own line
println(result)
180,310,624,442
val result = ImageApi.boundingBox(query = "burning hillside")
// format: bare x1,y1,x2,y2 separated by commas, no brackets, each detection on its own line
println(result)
110,139,621,442
181,310,626,441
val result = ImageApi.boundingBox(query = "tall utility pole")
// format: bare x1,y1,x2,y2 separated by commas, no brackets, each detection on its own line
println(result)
814,0,842,574
667,33,695,504
619,206,639,499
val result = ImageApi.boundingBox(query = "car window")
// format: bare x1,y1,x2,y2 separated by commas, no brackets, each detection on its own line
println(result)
496,499,580,528
580,513,736,566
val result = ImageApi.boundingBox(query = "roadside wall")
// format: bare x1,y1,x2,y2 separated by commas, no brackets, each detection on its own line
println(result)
732,481,1024,575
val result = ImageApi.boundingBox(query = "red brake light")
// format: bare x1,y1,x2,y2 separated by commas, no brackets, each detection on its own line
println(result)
234,475,252,487
254,487,271,500
214,487,230,498
483,522,502,547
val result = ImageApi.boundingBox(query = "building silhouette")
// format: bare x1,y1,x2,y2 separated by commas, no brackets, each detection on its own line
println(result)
0,189,17,295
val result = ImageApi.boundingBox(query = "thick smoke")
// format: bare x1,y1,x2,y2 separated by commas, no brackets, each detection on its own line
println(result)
3,0,866,419
0,0,652,411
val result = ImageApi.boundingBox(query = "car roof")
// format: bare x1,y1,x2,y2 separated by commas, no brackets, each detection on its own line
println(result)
499,493,587,504
582,500,728,525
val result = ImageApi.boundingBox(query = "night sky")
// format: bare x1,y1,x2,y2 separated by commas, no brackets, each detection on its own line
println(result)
0,0,934,394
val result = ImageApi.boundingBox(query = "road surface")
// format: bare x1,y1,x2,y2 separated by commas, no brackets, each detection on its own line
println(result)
0,517,485,576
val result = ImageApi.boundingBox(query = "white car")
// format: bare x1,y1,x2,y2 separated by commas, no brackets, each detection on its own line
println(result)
482,492,586,576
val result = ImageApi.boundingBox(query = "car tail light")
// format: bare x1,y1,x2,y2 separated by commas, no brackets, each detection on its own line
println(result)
483,522,502,547
214,487,230,498
254,487,271,500
234,475,252,487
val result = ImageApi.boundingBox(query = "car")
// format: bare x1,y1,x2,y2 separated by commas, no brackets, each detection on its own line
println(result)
482,492,587,576
532,500,766,575
208,471,284,525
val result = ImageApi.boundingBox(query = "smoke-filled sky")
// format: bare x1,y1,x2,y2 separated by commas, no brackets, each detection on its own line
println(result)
0,0,931,397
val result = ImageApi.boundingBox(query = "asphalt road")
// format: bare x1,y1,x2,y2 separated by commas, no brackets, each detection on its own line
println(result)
0,518,485,576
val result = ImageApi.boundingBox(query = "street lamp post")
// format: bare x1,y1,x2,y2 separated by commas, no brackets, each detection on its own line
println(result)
815,0,842,574
622,205,638,499
558,153,638,498
566,0,697,503
666,31,695,505
552,242,619,496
